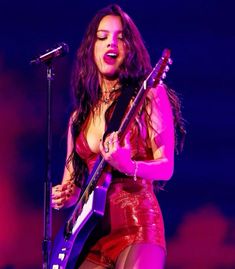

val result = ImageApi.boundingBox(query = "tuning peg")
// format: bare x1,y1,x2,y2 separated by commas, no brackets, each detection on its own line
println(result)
161,72,166,79
168,58,173,65
164,65,170,72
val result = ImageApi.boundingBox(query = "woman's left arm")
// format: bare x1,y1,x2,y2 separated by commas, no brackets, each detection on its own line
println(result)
100,84,174,182
132,84,175,181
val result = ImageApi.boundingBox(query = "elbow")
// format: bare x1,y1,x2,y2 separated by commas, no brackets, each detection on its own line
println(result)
161,159,174,181
165,165,174,180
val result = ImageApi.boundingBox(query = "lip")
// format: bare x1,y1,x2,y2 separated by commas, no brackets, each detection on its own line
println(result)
103,49,118,65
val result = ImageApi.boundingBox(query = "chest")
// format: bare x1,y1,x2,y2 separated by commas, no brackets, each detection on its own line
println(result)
84,106,107,153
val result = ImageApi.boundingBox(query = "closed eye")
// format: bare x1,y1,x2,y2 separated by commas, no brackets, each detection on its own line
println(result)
97,36,107,41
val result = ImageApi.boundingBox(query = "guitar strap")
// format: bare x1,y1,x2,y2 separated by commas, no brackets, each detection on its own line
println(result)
82,84,135,191
103,84,135,141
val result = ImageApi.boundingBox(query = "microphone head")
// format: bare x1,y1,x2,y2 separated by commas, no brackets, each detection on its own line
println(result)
30,42,69,65
58,42,69,56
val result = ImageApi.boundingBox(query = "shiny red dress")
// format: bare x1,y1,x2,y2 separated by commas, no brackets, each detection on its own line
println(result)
75,125,166,268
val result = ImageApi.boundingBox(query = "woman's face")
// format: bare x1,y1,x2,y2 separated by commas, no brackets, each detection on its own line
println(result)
94,15,126,79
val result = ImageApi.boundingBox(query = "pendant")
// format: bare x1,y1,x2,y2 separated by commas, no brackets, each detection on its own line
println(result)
104,97,110,104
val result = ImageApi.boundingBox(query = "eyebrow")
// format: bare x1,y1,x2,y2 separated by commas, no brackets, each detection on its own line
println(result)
97,30,123,33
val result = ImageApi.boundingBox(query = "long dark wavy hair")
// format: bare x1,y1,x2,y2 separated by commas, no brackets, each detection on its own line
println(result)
68,4,186,188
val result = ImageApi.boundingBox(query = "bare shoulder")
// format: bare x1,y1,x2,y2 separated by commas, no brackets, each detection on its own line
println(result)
146,83,172,115
145,83,175,161
147,83,169,102
145,83,173,133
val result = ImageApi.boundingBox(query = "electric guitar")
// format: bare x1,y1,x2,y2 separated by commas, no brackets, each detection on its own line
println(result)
50,48,172,269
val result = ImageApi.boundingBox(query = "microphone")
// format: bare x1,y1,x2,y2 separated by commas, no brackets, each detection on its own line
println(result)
30,42,69,65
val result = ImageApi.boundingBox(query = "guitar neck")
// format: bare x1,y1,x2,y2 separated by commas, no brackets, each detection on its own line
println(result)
118,49,171,140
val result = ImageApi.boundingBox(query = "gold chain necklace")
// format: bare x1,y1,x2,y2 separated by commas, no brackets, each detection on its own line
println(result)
101,87,116,104
100,81,119,104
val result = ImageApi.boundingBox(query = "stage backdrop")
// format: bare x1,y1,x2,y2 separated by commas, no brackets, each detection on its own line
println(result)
0,0,234,268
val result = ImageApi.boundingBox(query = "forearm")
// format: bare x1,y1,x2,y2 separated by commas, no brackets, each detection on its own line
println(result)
127,158,174,181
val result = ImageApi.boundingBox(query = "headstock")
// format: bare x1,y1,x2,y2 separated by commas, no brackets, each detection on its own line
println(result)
145,48,173,89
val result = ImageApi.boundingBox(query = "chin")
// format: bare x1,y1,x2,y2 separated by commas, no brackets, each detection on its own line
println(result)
102,70,119,79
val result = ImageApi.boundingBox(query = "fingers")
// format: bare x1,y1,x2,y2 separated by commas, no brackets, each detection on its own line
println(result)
99,131,133,174
100,132,120,155
109,132,119,151
51,183,73,210
100,131,132,157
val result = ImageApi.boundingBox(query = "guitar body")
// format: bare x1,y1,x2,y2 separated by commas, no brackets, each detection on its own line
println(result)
50,172,112,269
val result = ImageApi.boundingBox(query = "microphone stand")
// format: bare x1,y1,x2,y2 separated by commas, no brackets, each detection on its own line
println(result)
30,43,69,268
42,61,54,269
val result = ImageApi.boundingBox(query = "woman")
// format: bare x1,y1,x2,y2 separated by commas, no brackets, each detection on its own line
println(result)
52,4,185,269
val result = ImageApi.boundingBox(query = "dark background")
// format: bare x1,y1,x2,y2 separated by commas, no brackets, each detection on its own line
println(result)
0,0,234,268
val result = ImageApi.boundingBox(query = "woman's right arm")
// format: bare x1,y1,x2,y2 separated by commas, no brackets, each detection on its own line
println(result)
51,116,81,209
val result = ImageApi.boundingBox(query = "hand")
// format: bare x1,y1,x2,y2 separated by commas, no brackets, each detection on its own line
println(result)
100,131,134,175
51,182,79,210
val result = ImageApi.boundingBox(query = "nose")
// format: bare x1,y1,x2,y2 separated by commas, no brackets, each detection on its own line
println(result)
107,35,118,48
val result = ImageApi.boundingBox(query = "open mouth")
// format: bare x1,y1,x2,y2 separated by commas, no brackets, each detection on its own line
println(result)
103,51,118,64
106,52,118,59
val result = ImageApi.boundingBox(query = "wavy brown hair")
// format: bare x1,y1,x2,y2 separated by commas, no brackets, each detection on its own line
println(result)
68,4,185,188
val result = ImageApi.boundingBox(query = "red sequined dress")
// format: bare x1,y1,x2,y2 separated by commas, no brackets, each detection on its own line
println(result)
75,120,166,268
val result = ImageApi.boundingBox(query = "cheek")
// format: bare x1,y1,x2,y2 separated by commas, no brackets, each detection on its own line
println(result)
94,45,102,65
119,44,127,60
94,44,98,58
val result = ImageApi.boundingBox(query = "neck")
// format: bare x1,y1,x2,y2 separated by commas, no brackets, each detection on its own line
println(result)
100,78,119,93
98,78,120,105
